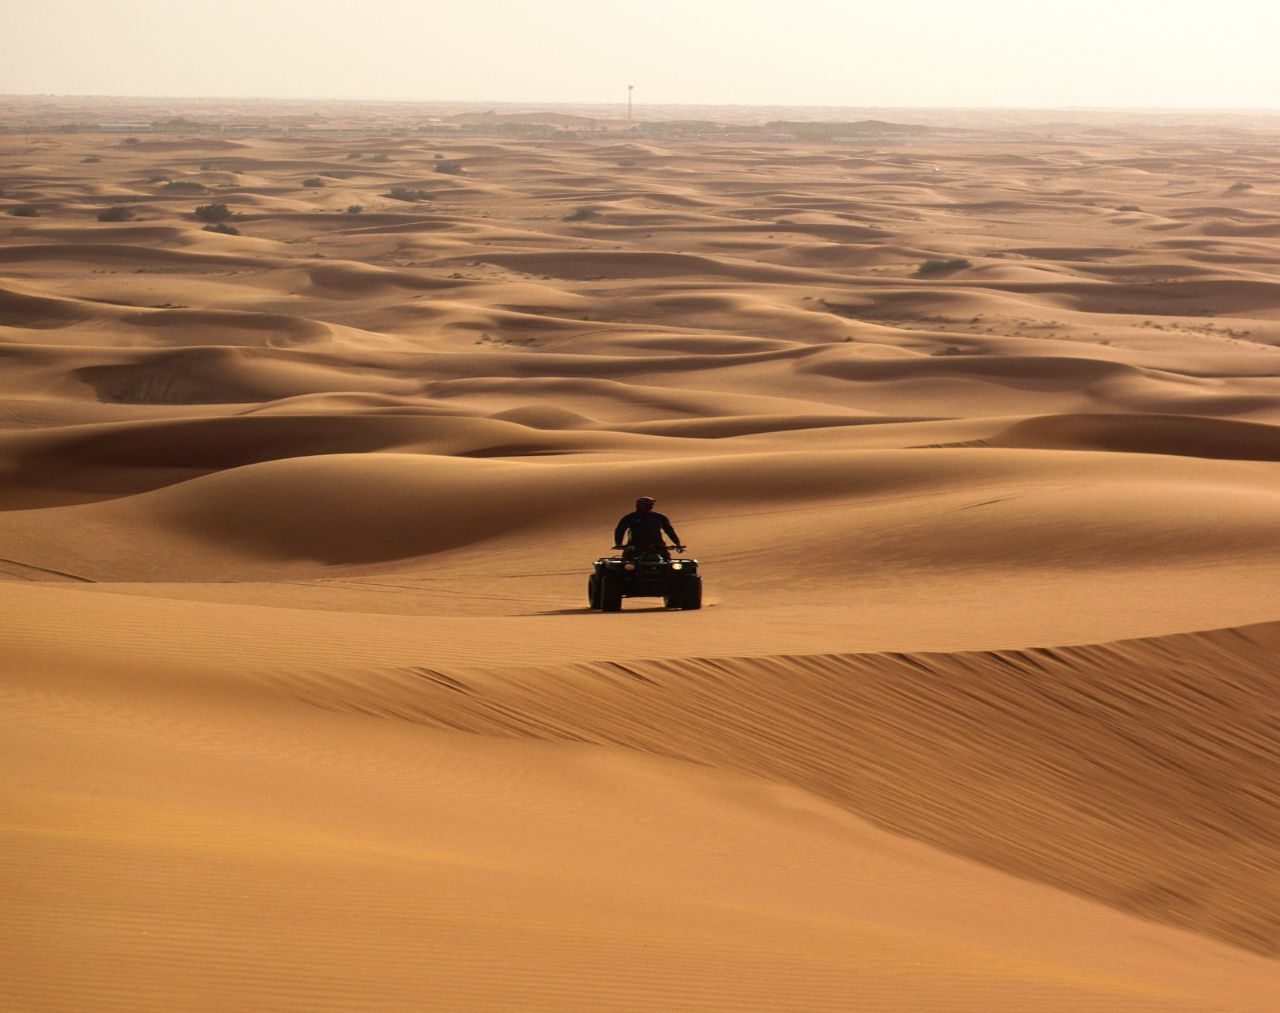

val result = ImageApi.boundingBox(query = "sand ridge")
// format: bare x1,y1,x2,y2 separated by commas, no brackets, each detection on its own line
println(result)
3,108,1280,1010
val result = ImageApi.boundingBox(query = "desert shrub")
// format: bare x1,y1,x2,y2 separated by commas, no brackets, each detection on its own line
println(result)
163,180,208,194
123,136,140,145
199,164,212,170
81,155,101,163
346,151,362,160
202,222,240,235
369,152,391,162
97,205,135,222
302,177,325,188
915,258,971,276
193,202,231,222
345,204,364,214
433,159,464,175
1227,181,1253,193
433,152,445,160
564,205,600,221
1115,204,1141,212
7,205,40,217
382,186,432,202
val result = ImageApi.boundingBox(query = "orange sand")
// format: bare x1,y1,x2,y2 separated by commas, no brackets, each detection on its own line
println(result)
3,104,1279,1010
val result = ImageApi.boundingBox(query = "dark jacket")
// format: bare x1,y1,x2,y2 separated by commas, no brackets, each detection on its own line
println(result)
614,510,679,547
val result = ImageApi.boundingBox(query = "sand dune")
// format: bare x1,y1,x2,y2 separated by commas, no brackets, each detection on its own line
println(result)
975,411,1280,459
0,242,271,268
236,622,1280,957
4,110,1280,1010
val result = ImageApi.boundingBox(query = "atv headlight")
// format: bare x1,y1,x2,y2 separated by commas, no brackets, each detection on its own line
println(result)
671,563,683,570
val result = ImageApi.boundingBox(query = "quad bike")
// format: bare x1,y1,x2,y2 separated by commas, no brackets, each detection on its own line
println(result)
587,544,702,612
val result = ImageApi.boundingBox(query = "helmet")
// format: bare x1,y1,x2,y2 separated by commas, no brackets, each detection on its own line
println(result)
635,495,656,508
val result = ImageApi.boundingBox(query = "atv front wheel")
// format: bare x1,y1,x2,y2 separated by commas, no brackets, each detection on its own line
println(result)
587,574,601,609
600,575,623,612
678,576,702,610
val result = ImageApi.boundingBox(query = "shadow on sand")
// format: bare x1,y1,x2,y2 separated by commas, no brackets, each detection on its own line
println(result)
526,605,674,616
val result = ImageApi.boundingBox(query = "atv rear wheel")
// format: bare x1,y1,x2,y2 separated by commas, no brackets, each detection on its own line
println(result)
587,574,601,609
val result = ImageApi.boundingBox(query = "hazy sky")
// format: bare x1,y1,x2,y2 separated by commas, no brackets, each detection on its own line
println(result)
4,0,1279,108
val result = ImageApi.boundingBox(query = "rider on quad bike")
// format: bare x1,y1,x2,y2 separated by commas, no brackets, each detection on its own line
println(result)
590,496,701,611
614,496,682,559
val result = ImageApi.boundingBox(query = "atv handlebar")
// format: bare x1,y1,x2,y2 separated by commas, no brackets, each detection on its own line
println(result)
612,544,686,553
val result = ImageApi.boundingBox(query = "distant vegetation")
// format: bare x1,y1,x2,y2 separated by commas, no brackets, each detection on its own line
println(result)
345,204,364,214
382,186,432,202
302,177,325,188
202,222,240,235
369,153,391,163
1226,182,1253,193
916,258,972,276
81,155,101,163
564,205,600,222
163,180,208,194
193,203,232,222
7,205,40,217
97,205,136,222
433,159,464,175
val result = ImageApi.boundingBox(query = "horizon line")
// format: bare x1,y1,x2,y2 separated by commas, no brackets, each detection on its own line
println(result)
4,93,1280,114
